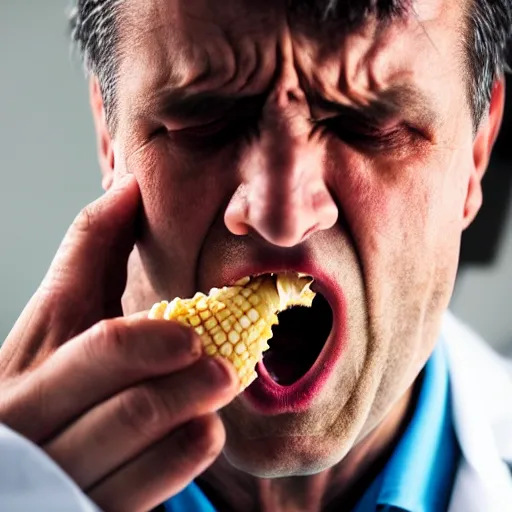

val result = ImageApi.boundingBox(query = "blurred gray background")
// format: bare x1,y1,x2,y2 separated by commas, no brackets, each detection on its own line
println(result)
1,1,511,354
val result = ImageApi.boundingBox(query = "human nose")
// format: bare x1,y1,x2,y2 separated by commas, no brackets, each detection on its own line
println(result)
224,123,338,248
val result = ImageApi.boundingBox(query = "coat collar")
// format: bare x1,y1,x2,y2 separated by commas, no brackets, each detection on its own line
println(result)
442,311,512,511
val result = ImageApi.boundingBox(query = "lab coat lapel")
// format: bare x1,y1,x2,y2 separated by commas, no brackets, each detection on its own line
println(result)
442,311,512,512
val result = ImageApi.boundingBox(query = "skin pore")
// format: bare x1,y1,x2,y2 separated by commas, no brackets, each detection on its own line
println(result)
89,0,504,509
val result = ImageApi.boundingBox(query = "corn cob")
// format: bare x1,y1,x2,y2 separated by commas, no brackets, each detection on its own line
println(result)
148,273,315,392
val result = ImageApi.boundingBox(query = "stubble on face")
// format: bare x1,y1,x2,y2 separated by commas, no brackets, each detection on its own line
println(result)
114,0,474,482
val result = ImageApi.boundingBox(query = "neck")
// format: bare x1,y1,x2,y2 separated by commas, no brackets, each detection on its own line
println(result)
196,381,419,512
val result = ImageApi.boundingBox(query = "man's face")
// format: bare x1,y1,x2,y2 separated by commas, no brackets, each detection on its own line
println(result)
108,0,479,477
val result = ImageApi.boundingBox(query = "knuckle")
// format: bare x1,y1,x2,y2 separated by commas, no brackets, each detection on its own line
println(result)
73,206,95,235
117,385,167,439
90,319,126,356
71,202,111,246
84,320,122,367
89,319,111,346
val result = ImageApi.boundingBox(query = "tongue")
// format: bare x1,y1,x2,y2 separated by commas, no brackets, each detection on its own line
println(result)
262,294,333,386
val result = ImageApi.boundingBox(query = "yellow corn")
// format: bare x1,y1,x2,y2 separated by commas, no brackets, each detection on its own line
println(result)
148,273,315,391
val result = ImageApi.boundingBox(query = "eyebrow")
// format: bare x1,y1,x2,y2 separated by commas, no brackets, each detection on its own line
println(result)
153,83,438,128
309,84,439,127
154,91,268,122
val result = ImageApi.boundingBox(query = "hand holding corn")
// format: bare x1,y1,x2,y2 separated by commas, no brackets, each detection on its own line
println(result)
0,175,239,512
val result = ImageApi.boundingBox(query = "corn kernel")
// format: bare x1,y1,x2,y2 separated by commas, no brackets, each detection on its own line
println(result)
248,294,261,306
248,308,260,322
216,309,230,321
204,317,218,330
199,310,211,320
235,342,247,355
205,344,217,356
196,298,208,311
228,331,241,344
189,315,201,327
220,343,233,357
214,331,227,345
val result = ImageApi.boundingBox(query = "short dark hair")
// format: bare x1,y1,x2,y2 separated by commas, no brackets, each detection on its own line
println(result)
69,0,512,133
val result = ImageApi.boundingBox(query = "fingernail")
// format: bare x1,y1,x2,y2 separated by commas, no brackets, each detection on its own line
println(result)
177,328,202,358
205,357,232,388
189,335,203,358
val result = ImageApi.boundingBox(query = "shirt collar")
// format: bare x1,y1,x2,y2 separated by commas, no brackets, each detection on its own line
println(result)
355,339,459,512
165,340,459,512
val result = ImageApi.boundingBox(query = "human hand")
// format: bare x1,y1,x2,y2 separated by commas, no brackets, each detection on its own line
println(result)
0,175,239,512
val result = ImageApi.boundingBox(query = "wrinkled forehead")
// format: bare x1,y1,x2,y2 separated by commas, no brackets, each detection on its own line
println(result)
123,0,410,34
115,0,465,127
120,0,285,84
119,0,457,75
120,0,451,48
121,0,405,56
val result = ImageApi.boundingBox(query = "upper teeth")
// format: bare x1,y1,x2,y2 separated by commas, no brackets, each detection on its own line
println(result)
233,271,313,287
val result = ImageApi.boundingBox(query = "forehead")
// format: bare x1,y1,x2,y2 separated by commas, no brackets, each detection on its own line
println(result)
116,0,466,121
120,0,280,88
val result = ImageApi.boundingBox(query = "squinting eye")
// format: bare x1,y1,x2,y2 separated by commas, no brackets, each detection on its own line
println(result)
176,119,230,137
164,118,256,150
319,118,415,151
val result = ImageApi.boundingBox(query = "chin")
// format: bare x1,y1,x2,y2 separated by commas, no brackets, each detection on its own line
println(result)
219,417,355,478
222,441,347,478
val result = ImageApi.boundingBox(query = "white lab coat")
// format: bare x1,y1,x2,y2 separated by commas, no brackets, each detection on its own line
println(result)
444,311,512,512
0,311,510,511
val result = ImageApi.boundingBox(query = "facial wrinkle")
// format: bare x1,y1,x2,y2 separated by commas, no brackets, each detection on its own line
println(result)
115,2,474,512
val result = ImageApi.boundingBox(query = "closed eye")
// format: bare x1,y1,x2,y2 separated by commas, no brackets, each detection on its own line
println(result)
164,116,258,150
319,117,420,152
174,118,232,137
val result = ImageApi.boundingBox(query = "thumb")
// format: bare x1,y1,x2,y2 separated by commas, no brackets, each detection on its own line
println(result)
3,173,141,371
46,173,141,314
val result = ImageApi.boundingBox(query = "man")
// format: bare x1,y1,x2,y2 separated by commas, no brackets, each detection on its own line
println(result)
0,0,511,510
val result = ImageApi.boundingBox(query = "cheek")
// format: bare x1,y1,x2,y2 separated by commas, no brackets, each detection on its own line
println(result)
330,148,468,263
122,139,234,296
327,145,471,338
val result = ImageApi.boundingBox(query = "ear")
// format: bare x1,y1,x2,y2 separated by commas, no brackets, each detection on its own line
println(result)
463,78,506,229
89,75,115,191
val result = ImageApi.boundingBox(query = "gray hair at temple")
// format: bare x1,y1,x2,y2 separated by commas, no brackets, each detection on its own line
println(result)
68,0,512,134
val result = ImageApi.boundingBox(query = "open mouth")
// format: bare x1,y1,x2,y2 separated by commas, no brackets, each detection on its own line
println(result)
263,290,333,386
241,270,342,414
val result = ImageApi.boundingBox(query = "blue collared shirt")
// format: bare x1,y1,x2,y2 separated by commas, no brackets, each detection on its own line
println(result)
163,340,460,512
353,340,460,511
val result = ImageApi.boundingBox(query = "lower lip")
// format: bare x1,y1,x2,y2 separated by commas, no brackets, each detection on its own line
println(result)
242,299,344,414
